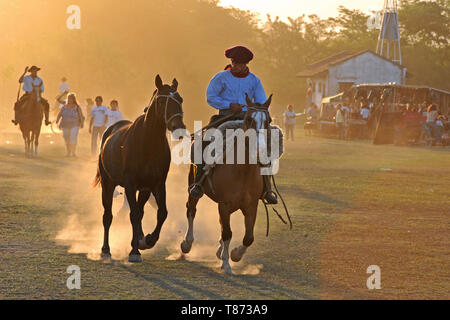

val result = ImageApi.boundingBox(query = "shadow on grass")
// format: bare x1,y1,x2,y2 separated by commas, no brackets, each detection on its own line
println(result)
281,184,347,207
116,259,315,300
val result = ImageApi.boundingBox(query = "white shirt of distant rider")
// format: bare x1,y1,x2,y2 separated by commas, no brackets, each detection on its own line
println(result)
91,105,109,127
22,75,44,93
106,109,124,128
59,81,70,94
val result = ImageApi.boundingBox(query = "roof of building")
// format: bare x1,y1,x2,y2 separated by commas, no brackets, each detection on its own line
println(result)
296,50,405,78
352,83,450,95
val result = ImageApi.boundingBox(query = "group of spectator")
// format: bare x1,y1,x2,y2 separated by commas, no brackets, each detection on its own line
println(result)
334,103,372,140
395,103,448,146
55,78,124,156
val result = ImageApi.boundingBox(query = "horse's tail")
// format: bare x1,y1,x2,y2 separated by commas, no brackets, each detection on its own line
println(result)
93,165,101,188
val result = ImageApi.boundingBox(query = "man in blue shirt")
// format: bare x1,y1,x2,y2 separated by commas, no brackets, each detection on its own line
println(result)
189,46,277,204
13,66,51,126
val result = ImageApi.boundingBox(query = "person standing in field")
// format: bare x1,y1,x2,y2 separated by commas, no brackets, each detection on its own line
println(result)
426,104,442,145
306,83,313,109
59,77,70,94
284,104,296,141
106,100,125,128
56,93,85,157
53,77,70,117
335,105,345,140
85,98,94,125
89,96,108,155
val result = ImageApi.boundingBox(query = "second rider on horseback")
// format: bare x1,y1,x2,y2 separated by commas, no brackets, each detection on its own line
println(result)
12,66,51,126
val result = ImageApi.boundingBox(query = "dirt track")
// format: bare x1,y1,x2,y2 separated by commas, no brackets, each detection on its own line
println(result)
0,131,449,299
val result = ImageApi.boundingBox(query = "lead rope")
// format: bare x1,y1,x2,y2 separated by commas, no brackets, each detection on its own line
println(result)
272,175,293,230
262,170,293,237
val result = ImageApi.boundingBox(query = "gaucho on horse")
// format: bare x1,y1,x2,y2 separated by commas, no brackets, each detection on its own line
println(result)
13,66,51,126
189,45,278,205
12,66,51,157
182,46,289,274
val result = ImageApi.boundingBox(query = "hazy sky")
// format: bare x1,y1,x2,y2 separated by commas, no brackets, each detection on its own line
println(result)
219,0,385,20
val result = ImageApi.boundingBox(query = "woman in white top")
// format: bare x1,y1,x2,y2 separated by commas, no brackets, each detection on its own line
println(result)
284,104,296,141
106,100,125,128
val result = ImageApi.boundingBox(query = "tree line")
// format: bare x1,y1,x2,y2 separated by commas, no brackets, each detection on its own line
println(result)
0,0,447,124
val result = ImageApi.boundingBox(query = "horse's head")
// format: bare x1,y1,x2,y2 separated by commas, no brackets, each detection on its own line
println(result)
243,93,273,159
146,74,186,133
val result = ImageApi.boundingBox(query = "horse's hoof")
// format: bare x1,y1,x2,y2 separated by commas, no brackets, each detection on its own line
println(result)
180,240,193,254
216,245,223,260
230,248,243,263
101,252,112,260
128,254,142,263
221,264,233,275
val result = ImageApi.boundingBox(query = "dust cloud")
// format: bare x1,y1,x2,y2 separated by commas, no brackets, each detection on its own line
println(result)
54,151,261,274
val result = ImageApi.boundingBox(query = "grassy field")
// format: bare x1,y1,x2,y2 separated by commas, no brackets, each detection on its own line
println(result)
0,127,449,300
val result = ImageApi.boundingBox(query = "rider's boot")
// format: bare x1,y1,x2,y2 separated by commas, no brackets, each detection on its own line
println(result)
262,174,278,205
44,109,51,126
189,164,206,199
12,109,19,125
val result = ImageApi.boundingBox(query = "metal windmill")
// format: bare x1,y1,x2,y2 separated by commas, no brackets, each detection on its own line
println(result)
376,0,402,65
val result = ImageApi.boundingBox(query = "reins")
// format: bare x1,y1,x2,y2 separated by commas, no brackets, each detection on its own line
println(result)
263,175,293,236
246,106,292,237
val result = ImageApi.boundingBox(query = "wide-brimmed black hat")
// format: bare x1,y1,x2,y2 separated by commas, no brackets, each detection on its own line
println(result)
29,66,41,72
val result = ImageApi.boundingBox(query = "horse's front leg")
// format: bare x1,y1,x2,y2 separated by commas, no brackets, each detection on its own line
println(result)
101,180,115,259
136,190,151,250
218,203,233,275
144,182,168,249
231,202,258,262
23,132,30,157
181,195,199,254
125,184,142,263
33,130,40,157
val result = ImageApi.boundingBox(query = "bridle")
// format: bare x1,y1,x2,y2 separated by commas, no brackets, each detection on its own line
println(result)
245,106,271,131
148,90,183,127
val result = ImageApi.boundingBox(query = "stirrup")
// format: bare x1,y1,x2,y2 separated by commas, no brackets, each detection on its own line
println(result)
262,190,278,205
189,183,204,199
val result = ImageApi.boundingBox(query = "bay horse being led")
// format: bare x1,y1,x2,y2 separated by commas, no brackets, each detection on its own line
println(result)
94,75,186,263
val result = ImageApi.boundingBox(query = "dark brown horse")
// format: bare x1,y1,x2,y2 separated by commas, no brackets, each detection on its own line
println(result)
94,75,186,263
181,94,275,274
17,85,44,157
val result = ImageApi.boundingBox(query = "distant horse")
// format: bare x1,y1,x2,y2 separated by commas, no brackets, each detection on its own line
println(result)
17,84,44,157
93,75,186,263
181,94,279,274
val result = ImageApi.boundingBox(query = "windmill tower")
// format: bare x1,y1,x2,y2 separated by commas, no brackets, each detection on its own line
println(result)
376,0,402,65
